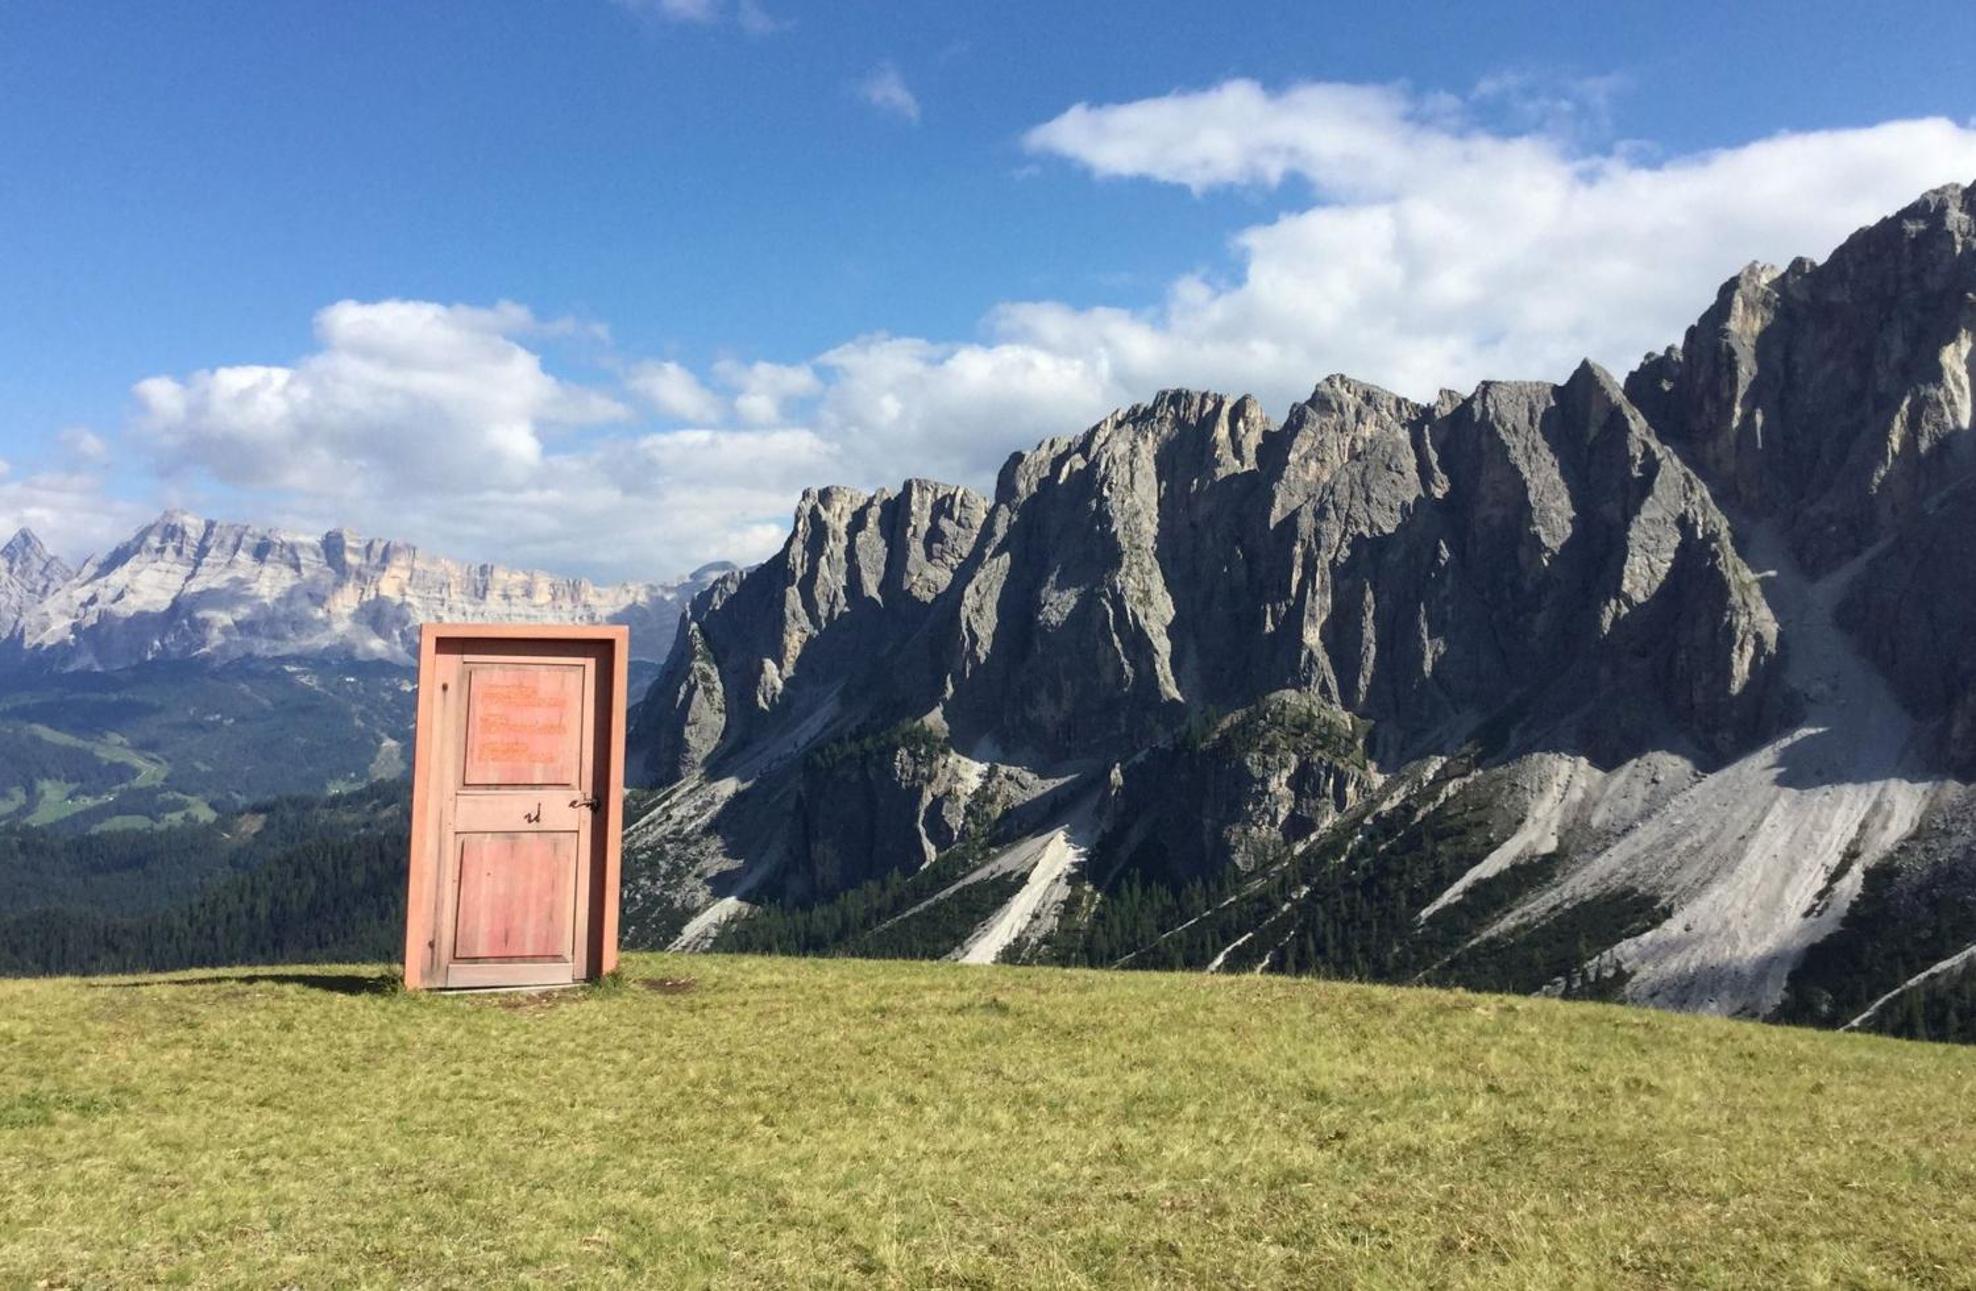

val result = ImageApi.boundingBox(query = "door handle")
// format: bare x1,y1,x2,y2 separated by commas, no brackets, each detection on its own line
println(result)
569,795,601,812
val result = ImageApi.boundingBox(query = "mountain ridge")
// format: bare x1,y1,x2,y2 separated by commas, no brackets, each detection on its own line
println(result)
2,509,733,669
623,179,1976,1031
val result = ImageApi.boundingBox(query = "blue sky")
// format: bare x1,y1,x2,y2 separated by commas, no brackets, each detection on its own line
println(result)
3,0,1974,579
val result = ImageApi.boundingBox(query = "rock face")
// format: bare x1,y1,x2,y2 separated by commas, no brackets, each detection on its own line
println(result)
1626,182,1976,575
7,511,730,669
643,371,1780,780
638,480,988,782
0,530,74,636
1099,692,1376,888
796,723,974,896
626,181,1976,1031
938,367,1780,769
1838,485,1976,776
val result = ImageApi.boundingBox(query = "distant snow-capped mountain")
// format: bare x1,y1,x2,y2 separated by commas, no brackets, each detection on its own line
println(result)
3,510,730,669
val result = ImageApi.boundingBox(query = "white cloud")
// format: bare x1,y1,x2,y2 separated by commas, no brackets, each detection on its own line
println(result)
332,425,840,579
1024,80,1459,194
108,81,1976,587
127,299,832,580
618,0,718,23
811,335,1116,486
1470,70,1625,142
1006,80,1976,406
628,359,727,423
735,0,785,35
612,0,783,33
857,62,920,123
0,461,148,560
56,426,111,466
136,299,627,497
713,358,823,425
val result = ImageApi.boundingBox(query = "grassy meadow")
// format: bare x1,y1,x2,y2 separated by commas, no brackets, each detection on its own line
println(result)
3,953,1975,1288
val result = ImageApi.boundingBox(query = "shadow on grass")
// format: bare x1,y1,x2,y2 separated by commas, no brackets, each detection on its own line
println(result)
90,970,399,997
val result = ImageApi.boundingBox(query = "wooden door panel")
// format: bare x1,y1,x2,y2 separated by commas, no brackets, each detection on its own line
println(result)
404,625,626,992
462,664,584,787
452,795,587,833
436,652,593,987
452,831,578,961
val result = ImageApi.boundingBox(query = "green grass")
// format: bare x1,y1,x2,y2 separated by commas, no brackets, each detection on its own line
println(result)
3,956,1974,1288
88,790,220,834
13,714,178,827
24,777,92,826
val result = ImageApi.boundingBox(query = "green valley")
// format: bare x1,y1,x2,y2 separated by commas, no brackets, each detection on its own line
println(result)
0,659,417,833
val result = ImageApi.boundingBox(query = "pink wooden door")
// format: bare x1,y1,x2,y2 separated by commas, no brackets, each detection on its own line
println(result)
428,643,602,989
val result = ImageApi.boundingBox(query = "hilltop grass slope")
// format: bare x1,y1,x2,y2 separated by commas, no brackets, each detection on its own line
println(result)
4,956,1975,1288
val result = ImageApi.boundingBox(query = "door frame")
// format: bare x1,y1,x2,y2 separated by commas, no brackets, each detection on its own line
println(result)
402,623,628,990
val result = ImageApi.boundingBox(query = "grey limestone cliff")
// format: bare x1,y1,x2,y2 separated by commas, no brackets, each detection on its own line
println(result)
1627,182,1976,576
638,478,988,782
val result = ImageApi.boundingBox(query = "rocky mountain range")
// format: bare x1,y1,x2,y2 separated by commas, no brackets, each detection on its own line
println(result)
0,510,731,670
0,513,727,837
622,180,1976,1039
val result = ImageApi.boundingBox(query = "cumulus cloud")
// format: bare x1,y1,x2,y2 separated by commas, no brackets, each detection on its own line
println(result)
56,426,111,466
811,335,1116,486
136,299,627,498
628,359,728,423
336,425,840,580
714,358,823,425
857,62,920,123
128,300,826,580
0,460,149,559
1009,80,1976,404
115,80,1976,584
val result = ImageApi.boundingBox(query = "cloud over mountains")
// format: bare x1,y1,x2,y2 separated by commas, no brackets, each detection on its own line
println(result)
61,80,1976,580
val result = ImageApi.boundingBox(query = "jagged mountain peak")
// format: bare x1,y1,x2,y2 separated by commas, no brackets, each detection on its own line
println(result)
652,345,1782,778
1302,372,1425,416
100,509,306,574
793,477,985,523
128,507,226,542
1135,386,1263,421
0,527,73,636
1626,175,1976,575
1,527,63,578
